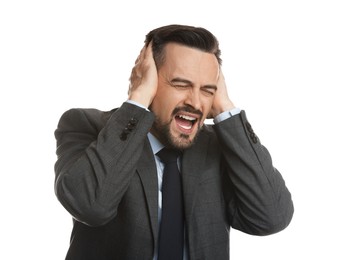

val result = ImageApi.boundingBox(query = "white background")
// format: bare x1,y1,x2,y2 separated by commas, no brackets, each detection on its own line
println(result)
1,0,347,259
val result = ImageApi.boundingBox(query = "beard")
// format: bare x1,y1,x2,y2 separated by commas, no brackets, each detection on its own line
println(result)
150,107,203,150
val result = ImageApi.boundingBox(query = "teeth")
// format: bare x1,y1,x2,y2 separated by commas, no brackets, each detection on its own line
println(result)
180,124,192,130
179,114,196,121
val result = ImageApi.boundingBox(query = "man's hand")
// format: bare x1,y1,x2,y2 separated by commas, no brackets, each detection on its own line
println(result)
208,70,235,118
128,42,158,108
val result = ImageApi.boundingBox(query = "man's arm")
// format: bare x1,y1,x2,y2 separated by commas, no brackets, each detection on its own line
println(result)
215,112,294,235
211,70,293,235
54,103,154,227
54,43,158,227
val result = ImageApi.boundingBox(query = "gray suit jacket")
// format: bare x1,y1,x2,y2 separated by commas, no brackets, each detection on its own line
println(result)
54,102,294,260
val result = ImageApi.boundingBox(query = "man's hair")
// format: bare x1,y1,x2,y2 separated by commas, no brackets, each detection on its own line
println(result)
145,24,222,68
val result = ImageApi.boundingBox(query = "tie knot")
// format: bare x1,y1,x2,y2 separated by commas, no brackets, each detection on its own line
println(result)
157,148,181,163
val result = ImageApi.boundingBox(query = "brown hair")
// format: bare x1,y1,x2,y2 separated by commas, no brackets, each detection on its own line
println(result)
145,24,222,68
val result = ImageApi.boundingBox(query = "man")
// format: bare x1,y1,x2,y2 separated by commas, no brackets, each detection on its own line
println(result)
54,24,294,260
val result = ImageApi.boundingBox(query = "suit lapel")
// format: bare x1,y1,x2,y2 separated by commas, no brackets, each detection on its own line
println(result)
136,139,159,249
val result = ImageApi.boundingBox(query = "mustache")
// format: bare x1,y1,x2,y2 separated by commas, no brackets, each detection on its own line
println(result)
171,106,203,118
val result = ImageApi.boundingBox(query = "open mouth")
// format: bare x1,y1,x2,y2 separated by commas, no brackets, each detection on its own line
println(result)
174,113,199,133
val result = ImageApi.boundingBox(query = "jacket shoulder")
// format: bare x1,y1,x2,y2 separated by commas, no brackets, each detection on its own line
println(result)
55,108,116,136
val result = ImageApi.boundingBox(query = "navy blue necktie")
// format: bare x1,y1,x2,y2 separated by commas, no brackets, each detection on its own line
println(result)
157,148,184,260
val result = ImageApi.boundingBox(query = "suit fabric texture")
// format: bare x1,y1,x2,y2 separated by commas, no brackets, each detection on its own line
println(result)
54,102,294,260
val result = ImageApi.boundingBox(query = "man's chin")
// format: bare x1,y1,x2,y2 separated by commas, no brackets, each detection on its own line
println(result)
170,135,192,150
168,130,200,150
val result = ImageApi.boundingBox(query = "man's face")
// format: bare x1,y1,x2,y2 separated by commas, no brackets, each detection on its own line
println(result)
150,43,219,150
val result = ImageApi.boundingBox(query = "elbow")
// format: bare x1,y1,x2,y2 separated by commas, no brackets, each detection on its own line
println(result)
234,198,295,236
57,188,116,227
255,200,295,236
275,200,295,233
55,175,116,227
74,207,116,227
258,185,295,235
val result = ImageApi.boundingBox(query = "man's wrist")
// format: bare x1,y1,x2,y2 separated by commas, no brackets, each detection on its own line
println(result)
126,100,150,111
213,107,241,124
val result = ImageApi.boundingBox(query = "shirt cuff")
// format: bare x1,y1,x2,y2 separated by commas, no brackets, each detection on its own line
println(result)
213,107,241,124
126,100,150,111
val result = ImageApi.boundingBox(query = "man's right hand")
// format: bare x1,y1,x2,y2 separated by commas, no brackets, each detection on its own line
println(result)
128,42,158,108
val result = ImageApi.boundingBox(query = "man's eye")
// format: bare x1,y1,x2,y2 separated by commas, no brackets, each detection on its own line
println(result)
173,84,189,89
202,88,215,96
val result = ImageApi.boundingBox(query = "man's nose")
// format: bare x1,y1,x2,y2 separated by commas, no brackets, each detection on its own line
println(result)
184,89,201,110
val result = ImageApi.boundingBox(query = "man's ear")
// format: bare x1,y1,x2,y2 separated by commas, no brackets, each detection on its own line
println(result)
206,109,214,119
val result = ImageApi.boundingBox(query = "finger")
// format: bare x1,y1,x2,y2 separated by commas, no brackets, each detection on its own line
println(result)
134,45,146,64
144,41,153,59
130,67,142,81
138,45,147,62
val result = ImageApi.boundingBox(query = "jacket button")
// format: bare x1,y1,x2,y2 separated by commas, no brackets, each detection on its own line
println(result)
120,132,127,141
250,133,258,143
123,127,131,134
129,118,138,125
246,122,253,133
127,122,135,130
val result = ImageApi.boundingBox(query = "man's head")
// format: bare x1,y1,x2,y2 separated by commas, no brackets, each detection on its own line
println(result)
145,24,222,69
146,25,222,150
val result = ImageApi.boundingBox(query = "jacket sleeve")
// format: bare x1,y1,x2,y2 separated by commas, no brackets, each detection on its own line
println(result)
214,110,294,235
54,102,155,226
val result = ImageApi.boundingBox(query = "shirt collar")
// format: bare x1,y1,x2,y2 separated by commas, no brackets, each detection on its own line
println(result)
147,132,164,155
